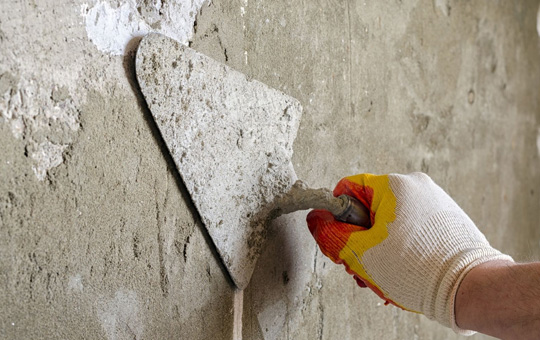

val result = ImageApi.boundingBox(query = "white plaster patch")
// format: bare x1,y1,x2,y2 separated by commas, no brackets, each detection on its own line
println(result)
31,140,68,181
257,299,286,340
10,117,24,139
84,1,151,56
83,0,208,56
97,290,143,340
67,274,84,293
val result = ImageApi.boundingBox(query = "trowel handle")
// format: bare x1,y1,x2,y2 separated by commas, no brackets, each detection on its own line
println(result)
333,195,372,228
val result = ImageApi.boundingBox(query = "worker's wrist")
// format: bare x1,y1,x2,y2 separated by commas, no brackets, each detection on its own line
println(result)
454,259,520,338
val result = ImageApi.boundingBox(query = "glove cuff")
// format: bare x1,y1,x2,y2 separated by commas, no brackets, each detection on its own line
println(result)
435,249,514,335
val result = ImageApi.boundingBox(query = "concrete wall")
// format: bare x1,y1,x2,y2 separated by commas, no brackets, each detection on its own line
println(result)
1,0,539,339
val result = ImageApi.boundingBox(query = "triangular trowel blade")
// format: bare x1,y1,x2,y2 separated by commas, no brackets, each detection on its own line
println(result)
135,33,303,289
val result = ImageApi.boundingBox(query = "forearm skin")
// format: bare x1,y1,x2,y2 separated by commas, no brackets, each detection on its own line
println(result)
455,260,540,340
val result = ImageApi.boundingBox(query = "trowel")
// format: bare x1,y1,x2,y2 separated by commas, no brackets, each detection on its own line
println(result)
135,33,370,290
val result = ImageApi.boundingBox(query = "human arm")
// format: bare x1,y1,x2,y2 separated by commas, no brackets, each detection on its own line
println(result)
306,173,513,334
455,260,540,340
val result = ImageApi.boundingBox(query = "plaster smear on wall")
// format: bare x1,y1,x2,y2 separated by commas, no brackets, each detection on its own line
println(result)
31,141,68,181
257,299,287,340
97,290,144,340
67,274,84,293
0,74,80,181
83,0,208,56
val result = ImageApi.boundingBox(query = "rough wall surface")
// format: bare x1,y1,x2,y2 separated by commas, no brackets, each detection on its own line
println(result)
1,1,539,340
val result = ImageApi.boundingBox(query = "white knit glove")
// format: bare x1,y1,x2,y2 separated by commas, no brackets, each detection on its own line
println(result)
306,173,513,334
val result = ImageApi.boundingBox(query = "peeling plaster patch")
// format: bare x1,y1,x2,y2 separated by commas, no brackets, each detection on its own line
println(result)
0,74,80,180
257,299,286,340
31,141,68,181
83,0,208,56
97,290,143,340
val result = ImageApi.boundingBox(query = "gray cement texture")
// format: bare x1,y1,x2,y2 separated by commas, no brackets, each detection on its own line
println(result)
1,1,540,340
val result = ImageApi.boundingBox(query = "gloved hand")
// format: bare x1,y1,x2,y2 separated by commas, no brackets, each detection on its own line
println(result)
306,173,513,334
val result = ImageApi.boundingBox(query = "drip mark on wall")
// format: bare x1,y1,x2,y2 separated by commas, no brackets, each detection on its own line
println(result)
537,4,540,38
536,127,540,157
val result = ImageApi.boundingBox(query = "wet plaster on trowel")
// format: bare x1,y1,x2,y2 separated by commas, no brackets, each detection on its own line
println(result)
136,33,304,290
265,180,347,218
